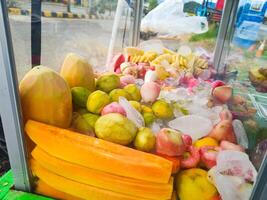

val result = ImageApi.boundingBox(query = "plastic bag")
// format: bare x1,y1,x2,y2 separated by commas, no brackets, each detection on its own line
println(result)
141,0,208,37
118,97,145,128
208,150,257,200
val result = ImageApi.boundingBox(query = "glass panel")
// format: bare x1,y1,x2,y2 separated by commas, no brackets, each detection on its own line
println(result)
140,0,223,54
3,0,267,199
8,0,132,80
224,0,267,170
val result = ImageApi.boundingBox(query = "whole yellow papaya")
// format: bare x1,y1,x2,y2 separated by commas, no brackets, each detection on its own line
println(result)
60,53,95,91
19,66,72,128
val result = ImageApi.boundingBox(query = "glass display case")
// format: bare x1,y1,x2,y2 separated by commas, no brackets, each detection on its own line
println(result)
0,0,267,200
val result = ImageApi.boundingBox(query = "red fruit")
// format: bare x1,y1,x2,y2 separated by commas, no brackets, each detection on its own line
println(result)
150,66,155,71
156,128,185,157
120,75,135,88
137,64,147,79
209,120,237,143
219,109,233,121
212,86,233,103
188,78,199,89
182,134,192,147
101,102,126,116
181,146,200,169
109,53,125,72
200,146,218,169
212,195,222,200
220,140,245,152
115,68,121,74
211,80,225,90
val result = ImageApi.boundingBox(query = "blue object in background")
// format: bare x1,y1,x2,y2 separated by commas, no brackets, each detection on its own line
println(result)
232,0,267,48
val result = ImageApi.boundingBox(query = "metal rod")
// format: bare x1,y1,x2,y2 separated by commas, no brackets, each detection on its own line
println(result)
0,1,32,191
67,0,71,13
31,0,42,67
130,0,143,46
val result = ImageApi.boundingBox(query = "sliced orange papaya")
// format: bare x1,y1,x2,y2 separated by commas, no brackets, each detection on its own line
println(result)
25,120,172,183
32,147,173,200
35,180,82,200
31,159,151,200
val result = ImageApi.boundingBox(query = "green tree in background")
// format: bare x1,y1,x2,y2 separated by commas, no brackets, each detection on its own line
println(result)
148,0,158,11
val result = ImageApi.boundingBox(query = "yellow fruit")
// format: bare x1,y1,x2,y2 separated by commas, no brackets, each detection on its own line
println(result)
163,48,176,55
124,84,141,101
87,90,110,114
134,127,156,152
141,105,153,113
71,87,91,108
95,113,137,145
60,53,95,91
155,65,170,80
176,168,217,200
124,47,144,56
19,66,72,128
129,101,142,112
143,112,155,126
109,89,131,102
152,100,173,119
194,137,219,148
96,73,120,93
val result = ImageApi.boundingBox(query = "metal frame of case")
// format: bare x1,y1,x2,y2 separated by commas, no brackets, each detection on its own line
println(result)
0,0,266,199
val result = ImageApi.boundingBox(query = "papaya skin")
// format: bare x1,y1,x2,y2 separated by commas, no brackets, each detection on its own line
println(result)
19,66,72,128
60,53,95,91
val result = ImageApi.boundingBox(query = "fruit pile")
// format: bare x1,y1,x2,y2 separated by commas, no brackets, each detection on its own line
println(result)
249,67,267,92
19,46,257,200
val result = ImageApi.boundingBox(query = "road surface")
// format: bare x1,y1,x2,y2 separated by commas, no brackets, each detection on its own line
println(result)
9,15,130,80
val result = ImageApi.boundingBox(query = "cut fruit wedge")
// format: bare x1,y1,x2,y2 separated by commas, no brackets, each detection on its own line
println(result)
32,147,173,200
35,180,82,200
31,159,150,200
25,120,172,184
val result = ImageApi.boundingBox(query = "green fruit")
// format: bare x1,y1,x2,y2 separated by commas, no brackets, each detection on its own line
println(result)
82,113,100,129
109,89,131,102
71,113,94,135
87,90,110,114
124,84,141,101
143,112,155,126
76,108,89,115
129,101,142,112
95,113,137,145
71,87,91,108
96,73,120,93
134,127,156,152
152,100,173,119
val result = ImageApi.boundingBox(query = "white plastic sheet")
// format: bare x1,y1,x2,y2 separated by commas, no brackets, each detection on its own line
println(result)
141,0,208,37
208,150,257,200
